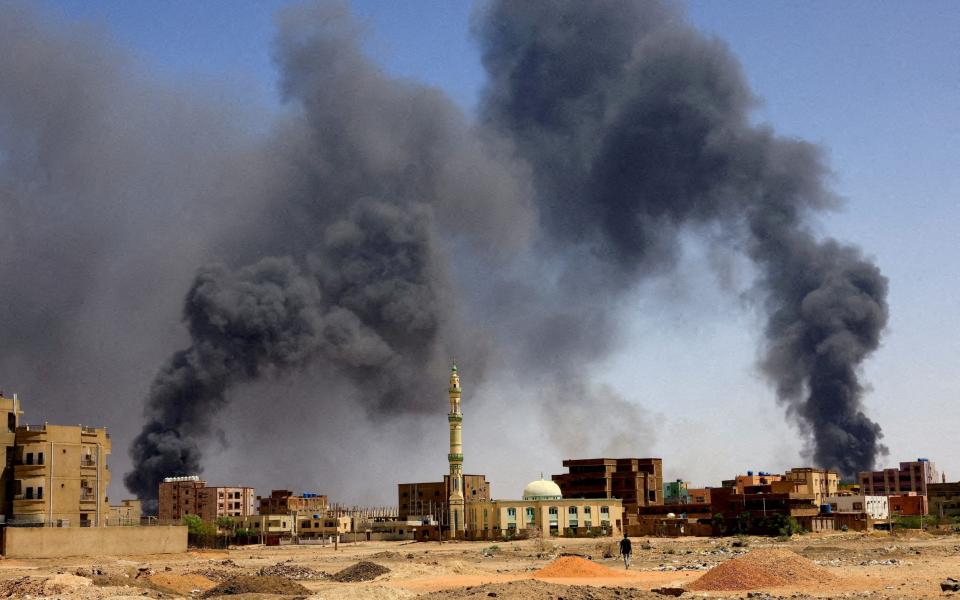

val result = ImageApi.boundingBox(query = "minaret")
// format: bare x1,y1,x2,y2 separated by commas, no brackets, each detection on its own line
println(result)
447,363,464,538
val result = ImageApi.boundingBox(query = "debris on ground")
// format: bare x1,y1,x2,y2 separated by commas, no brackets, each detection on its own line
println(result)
369,551,401,560
0,577,46,597
942,577,960,592
188,568,239,582
149,573,217,595
651,587,686,596
43,574,92,595
688,548,837,591
257,562,328,579
533,555,627,578
202,575,310,597
330,561,391,582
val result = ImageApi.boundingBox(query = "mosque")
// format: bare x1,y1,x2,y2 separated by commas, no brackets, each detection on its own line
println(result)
399,364,624,541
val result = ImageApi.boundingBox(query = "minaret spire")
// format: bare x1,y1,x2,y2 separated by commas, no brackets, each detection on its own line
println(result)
447,361,464,538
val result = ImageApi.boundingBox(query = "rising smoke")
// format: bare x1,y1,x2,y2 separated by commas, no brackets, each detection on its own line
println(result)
0,0,888,507
473,0,888,476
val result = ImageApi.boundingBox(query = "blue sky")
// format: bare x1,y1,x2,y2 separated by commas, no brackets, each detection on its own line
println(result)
45,0,960,491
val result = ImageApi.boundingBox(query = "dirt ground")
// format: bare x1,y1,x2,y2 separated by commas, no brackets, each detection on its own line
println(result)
0,530,958,599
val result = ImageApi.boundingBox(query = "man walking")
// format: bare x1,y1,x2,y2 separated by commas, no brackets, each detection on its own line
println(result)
618,533,632,569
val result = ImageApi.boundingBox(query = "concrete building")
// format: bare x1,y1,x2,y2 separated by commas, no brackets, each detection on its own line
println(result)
157,476,255,522
11,423,111,527
108,499,142,525
784,467,839,507
889,493,927,516
858,459,939,497
664,479,688,504
464,478,624,539
0,393,23,522
824,494,889,521
927,482,960,520
552,457,663,530
157,476,206,521
398,475,490,522
732,472,783,494
258,490,327,516
199,486,256,521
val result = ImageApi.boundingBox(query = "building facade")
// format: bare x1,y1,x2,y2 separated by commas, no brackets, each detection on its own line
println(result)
824,494,889,521
784,467,839,507
158,476,256,521
463,478,624,539
398,475,490,522
199,486,256,521
12,424,111,527
258,490,327,516
927,482,960,520
552,457,663,530
0,393,23,522
858,459,939,497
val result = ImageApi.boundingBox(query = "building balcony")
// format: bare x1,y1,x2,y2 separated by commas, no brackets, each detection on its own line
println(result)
447,414,462,422
448,454,463,463
80,459,98,469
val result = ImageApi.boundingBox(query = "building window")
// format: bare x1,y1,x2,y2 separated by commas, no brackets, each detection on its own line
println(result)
507,508,516,517
37,486,43,499
25,452,33,466
7,413,14,433
37,452,44,465
583,506,591,514
548,507,558,516
525,507,535,522
25,486,33,499
568,506,577,515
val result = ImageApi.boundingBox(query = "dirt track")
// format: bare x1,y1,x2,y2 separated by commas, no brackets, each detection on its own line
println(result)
0,530,957,599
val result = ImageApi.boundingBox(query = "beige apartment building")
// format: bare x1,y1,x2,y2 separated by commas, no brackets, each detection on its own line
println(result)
11,423,111,527
784,467,840,506
258,490,328,516
0,393,23,521
199,486,256,520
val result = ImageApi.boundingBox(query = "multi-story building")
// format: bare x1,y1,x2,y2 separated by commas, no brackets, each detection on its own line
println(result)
927,482,960,520
398,475,490,521
858,459,939,497
784,467,839,507
158,476,256,521
889,493,927,516
552,457,663,529
199,486,256,521
0,393,23,522
732,472,783,493
157,476,206,521
664,479,689,504
824,494,889,521
258,490,328,516
11,423,111,527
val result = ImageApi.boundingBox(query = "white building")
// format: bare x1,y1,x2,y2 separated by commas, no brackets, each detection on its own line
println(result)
824,495,889,521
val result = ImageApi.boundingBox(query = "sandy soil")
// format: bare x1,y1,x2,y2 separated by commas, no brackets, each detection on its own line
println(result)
0,530,957,599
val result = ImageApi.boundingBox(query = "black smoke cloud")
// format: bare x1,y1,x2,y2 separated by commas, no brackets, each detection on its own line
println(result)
0,0,889,505
474,0,888,477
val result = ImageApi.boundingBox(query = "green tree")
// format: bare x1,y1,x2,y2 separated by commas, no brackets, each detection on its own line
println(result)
216,516,236,533
182,514,215,536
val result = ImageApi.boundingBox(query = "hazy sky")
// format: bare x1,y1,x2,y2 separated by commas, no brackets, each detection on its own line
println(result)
29,0,960,500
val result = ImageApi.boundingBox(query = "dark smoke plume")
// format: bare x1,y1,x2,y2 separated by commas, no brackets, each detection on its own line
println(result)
124,1,532,504
474,0,888,477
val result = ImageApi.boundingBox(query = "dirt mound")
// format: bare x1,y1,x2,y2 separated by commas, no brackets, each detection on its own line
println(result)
151,573,218,595
202,575,309,597
0,577,46,597
534,555,626,578
369,551,401,560
689,548,837,591
258,562,327,580
330,561,391,582
188,568,237,582
418,579,659,599
42,574,92,595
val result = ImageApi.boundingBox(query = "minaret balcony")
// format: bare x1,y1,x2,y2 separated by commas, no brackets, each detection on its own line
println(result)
447,413,462,422
448,453,463,463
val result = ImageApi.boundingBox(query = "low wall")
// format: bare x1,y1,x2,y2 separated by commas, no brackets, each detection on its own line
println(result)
3,526,187,558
